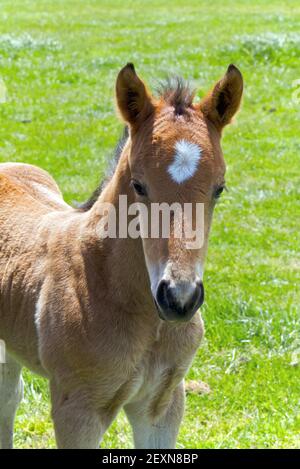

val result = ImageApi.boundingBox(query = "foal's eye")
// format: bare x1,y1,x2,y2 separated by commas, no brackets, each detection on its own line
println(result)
131,180,147,197
214,186,225,199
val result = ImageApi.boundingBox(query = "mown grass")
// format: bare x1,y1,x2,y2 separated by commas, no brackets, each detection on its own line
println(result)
0,0,299,449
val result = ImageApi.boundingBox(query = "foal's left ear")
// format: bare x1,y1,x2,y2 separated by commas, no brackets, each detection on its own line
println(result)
116,63,154,129
199,65,243,131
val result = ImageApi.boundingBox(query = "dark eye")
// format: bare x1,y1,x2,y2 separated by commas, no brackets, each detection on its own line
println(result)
214,186,225,199
131,180,147,197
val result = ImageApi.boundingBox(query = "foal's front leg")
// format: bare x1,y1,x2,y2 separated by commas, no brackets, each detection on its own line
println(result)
50,381,114,449
124,381,185,449
0,354,23,449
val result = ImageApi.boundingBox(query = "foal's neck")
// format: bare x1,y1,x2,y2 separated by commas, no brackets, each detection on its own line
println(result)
85,142,154,311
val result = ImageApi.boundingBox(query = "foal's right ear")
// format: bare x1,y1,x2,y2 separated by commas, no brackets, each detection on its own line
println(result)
116,63,154,129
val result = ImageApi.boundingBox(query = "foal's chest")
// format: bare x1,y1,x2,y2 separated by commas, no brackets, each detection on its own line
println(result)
129,314,204,402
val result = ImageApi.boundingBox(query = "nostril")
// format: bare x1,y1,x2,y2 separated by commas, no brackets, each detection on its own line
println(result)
184,281,204,313
196,281,205,309
156,279,170,309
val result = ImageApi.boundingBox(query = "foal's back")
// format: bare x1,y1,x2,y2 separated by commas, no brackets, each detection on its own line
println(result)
0,163,69,211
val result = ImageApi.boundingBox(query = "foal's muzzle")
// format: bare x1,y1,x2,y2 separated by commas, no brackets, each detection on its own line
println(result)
155,279,204,322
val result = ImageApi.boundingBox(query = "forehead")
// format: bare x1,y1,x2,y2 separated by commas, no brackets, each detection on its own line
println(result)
131,106,225,182
152,106,212,153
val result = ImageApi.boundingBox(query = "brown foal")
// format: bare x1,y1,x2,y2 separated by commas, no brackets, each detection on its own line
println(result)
0,63,243,448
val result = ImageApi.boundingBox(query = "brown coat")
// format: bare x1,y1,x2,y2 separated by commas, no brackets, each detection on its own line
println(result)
0,64,242,448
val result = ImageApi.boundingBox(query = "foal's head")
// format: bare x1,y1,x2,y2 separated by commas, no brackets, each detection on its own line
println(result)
116,63,243,322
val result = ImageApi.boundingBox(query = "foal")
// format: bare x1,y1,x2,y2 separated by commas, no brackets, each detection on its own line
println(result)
0,63,243,449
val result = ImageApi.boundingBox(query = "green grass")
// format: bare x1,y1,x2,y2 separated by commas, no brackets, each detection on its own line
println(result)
1,0,299,449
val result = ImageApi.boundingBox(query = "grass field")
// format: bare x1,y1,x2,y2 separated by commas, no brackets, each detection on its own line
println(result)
0,0,299,449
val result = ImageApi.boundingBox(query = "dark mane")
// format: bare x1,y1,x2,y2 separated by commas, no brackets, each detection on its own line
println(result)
78,126,129,212
79,77,194,211
158,77,195,115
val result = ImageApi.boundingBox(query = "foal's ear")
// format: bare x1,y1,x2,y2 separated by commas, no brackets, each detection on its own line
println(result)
116,63,154,129
199,65,243,131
